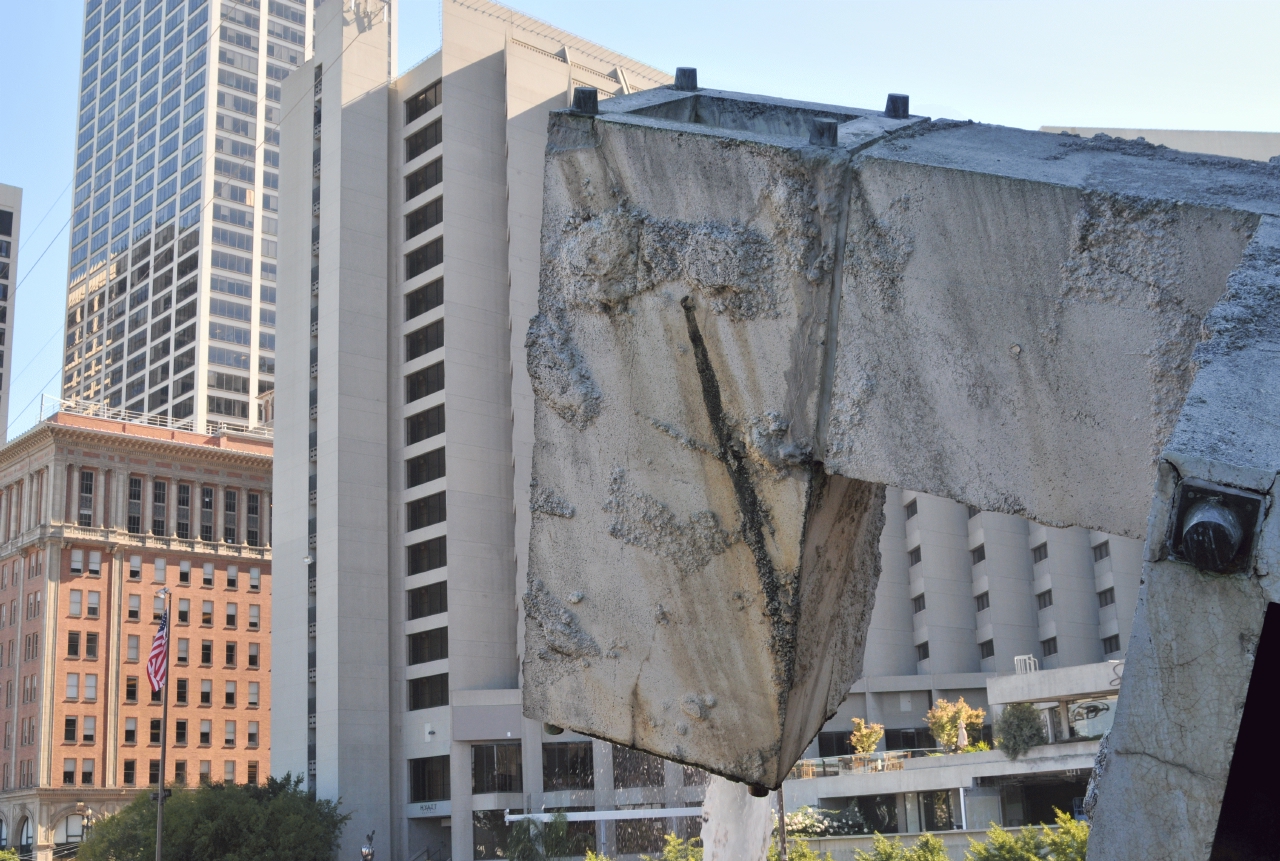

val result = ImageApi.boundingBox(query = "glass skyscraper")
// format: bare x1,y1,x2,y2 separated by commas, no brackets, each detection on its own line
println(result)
64,0,310,430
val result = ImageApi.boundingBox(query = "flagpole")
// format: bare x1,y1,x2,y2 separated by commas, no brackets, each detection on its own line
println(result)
155,589,172,861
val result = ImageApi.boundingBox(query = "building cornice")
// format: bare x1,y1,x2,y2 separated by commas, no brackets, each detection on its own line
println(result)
0,524,272,563
0,422,273,473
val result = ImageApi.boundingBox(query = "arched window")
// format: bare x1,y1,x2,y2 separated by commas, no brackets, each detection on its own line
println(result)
17,817,32,860
55,814,85,845
0,819,8,849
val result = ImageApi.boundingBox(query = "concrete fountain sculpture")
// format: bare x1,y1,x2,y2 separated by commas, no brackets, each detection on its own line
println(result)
523,70,1280,859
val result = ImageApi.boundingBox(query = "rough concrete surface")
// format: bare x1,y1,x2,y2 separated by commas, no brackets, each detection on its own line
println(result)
524,85,1280,858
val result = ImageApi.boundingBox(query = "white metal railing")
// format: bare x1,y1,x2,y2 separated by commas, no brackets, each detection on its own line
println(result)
39,396,274,440
1015,654,1040,675
788,748,952,780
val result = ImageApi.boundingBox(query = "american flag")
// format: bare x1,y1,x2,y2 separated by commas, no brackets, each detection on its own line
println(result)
147,611,169,692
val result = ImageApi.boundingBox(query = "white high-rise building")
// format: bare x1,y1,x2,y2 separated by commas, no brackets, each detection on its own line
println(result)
0,184,19,441
61,0,312,431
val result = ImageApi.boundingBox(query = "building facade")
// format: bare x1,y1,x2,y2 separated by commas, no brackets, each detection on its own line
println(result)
61,0,314,430
0,406,271,860
272,1,677,859
0,184,19,442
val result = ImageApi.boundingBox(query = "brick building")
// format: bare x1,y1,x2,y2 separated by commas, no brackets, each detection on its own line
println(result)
0,404,271,859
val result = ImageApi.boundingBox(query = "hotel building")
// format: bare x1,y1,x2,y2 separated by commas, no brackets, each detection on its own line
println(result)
0,185,19,442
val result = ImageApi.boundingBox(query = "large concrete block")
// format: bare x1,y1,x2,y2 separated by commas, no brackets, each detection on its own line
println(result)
523,83,1280,841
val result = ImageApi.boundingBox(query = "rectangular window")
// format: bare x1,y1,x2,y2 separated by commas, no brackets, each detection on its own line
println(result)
907,546,922,567
225,681,235,706
178,599,190,624
248,642,259,667
79,471,95,526
248,604,259,630
406,362,443,402
408,673,448,710
405,237,443,279
70,590,83,616
407,492,446,530
967,504,981,519
404,155,445,200
406,404,444,444
223,490,237,543
128,476,143,533
201,680,212,705
176,484,191,538
177,678,188,704
904,498,917,520
202,601,213,625
149,759,161,786
199,760,211,783
88,551,101,576
130,556,142,580
979,639,995,660
1102,634,1121,654
150,718,162,744
405,196,443,240
85,674,97,700
247,681,258,707
68,631,81,658
1037,590,1053,610
249,567,260,590
405,277,442,320
1098,588,1116,608
152,479,167,535
405,120,442,163
124,759,136,785
175,760,187,784
472,742,523,794
200,487,215,541
128,635,139,661
247,760,259,784
88,592,100,618
125,718,137,744
247,721,259,746
1041,637,1058,657
225,642,236,666
916,642,930,662
67,674,80,700
405,319,443,360
408,537,447,575
128,594,141,620
1092,541,1111,562
1032,543,1049,564
83,717,96,743
224,721,235,745
246,492,260,546
126,677,138,702
65,717,78,742
911,594,925,614
406,449,445,487
408,627,448,664
201,640,213,665
408,581,447,620
409,754,450,803
405,80,441,123
975,592,990,612
176,720,188,745
203,563,214,587
226,603,237,627
64,757,77,785
542,741,595,791
970,544,986,565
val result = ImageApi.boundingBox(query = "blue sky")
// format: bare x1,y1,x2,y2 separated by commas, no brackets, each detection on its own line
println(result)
3,0,1279,438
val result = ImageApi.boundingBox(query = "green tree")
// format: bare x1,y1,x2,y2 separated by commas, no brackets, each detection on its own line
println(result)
0,849,17,861
767,837,835,860
854,833,948,861
926,697,986,751
640,834,702,861
965,824,1043,860
850,718,885,754
993,703,1049,760
77,774,348,861
1042,809,1088,861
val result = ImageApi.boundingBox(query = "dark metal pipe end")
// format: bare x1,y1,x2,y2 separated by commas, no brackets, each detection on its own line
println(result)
571,87,598,115
1182,499,1244,574
810,118,839,147
885,93,910,120
748,783,770,797
674,67,698,91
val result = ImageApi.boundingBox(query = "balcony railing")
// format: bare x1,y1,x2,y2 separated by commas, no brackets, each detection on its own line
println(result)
787,749,948,780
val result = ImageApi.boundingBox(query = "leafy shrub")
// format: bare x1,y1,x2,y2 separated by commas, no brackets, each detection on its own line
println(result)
853,833,948,861
768,838,835,861
926,697,987,751
994,703,1049,760
640,834,702,861
850,718,885,754
966,809,1087,860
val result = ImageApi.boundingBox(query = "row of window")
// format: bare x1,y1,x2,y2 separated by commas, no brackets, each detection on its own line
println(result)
915,632,1123,664
118,756,259,787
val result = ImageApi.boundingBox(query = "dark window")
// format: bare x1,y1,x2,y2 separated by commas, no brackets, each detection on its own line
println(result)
1098,588,1115,608
176,720,187,744
612,746,665,789
405,120,442,162
916,642,930,662
176,483,191,539
920,790,953,831
201,640,213,665
967,504,981,519
0,210,11,237
405,81,442,123
409,753,450,802
979,639,995,660
150,719,162,744
201,487,215,542
1092,541,1111,562
911,594,925,614
407,492,446,530
817,731,854,757
407,448,445,487
970,544,986,565
907,546,922,567
67,631,81,657
224,490,238,543
1037,590,1053,610
884,728,936,751
405,319,443,360
246,492,260,547
1102,635,1121,654
1041,637,1058,657
408,673,449,710
1032,543,1049,564
124,760,136,785
408,581,447,619
152,480,167,536
79,471,95,527
405,237,443,279
406,278,443,320
904,499,917,520
404,157,445,202
542,742,594,791
975,592,990,612
65,717,78,742
406,362,444,402
126,677,138,702
406,404,444,444
408,627,448,664
149,759,161,786
472,743,522,794
408,537,447,574
127,476,143,534
406,196,443,239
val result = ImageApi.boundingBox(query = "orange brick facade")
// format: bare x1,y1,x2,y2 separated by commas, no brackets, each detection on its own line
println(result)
0,412,271,858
